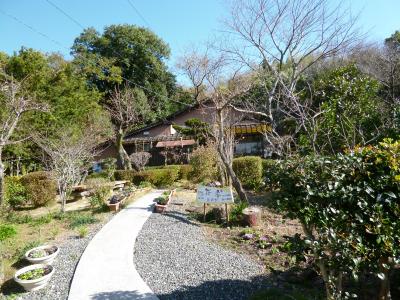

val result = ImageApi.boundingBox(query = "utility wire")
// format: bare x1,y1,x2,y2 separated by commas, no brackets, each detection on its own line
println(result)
125,0,151,28
44,0,85,30
0,9,68,51
2,8,192,107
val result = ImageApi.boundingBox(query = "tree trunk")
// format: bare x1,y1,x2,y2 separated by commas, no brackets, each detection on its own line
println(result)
378,257,391,300
218,149,248,202
58,181,66,213
215,109,248,203
0,150,4,206
116,128,132,170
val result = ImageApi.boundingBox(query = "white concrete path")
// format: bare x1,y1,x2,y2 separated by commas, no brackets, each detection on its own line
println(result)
68,191,162,300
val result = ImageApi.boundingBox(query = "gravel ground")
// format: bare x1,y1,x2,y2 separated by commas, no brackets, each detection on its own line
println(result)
134,202,267,300
10,216,112,300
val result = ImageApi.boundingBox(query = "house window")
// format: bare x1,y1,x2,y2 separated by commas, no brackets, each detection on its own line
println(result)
235,135,263,155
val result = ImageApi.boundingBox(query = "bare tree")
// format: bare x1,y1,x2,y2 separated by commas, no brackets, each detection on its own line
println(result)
221,0,361,155
359,43,400,105
0,76,46,205
177,50,250,202
35,126,103,213
176,48,210,102
107,86,151,170
129,152,151,171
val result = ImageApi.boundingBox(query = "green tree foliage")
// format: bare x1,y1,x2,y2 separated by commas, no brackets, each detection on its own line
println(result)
300,64,385,154
173,118,211,145
1,48,111,171
71,24,177,118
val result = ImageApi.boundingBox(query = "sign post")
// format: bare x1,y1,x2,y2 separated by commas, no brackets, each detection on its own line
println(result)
196,185,234,224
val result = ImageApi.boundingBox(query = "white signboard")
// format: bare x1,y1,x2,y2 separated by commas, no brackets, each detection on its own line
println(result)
196,185,234,204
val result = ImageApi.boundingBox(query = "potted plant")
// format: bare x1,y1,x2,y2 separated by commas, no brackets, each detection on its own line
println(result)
25,245,59,265
154,190,173,213
107,195,122,212
14,264,54,291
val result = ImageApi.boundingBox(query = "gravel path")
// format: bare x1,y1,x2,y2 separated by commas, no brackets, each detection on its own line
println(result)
134,203,266,300
13,217,112,300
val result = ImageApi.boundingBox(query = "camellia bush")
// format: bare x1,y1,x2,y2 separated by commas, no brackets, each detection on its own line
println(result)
272,139,400,300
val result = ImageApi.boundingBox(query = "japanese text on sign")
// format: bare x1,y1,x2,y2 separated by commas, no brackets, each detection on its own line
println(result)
196,185,234,204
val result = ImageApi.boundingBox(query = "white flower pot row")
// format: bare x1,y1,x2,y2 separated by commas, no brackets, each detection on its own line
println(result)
14,245,59,292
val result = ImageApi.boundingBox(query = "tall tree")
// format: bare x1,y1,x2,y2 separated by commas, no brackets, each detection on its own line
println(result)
177,50,250,202
221,0,361,155
107,87,151,170
71,24,177,118
2,48,110,171
383,31,400,103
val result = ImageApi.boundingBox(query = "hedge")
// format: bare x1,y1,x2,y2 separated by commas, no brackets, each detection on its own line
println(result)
189,145,219,183
115,164,192,186
179,165,193,180
132,168,180,187
232,156,263,190
114,170,136,182
21,171,57,207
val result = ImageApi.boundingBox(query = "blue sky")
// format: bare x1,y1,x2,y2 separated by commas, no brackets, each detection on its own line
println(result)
0,0,399,83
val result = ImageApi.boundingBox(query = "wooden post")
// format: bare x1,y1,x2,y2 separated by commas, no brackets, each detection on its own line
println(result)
203,203,206,222
225,203,229,225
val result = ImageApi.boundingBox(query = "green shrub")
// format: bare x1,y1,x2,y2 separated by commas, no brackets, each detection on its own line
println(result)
262,159,280,190
232,156,263,190
101,158,117,180
189,145,219,183
146,164,180,170
132,168,179,187
114,170,136,182
21,171,57,207
4,176,28,208
89,186,111,210
77,225,89,238
229,201,248,224
0,224,17,241
272,140,400,299
68,213,98,229
179,165,193,180
138,181,152,189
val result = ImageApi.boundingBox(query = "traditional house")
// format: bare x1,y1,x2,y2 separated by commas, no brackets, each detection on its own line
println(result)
98,103,271,166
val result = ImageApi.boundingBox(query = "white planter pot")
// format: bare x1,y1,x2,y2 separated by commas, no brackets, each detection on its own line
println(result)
25,245,59,265
14,264,54,292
